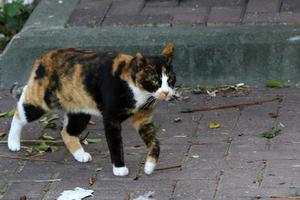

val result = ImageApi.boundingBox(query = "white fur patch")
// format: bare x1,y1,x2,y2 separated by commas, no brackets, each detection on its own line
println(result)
144,161,156,175
154,73,174,100
128,82,152,109
73,148,92,162
8,86,28,152
113,165,129,176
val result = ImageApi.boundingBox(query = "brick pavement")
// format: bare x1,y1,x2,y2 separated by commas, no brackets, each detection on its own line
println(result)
0,88,300,199
68,0,300,27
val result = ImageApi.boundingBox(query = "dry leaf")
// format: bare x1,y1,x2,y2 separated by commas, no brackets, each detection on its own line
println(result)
57,187,94,200
173,117,182,123
268,112,278,118
209,121,220,129
88,176,94,186
88,120,96,125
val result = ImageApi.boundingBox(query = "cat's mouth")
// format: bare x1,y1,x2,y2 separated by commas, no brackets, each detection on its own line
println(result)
139,96,156,110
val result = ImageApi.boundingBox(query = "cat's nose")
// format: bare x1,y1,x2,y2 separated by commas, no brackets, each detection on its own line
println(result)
162,91,169,97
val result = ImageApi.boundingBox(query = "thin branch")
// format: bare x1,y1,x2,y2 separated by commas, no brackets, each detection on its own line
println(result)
270,195,300,199
155,165,181,171
0,139,64,145
0,154,65,164
180,97,282,113
11,179,62,183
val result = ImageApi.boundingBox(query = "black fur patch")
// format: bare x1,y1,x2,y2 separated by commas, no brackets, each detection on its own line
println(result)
34,64,46,80
44,71,61,108
66,113,91,136
114,61,126,77
23,104,45,122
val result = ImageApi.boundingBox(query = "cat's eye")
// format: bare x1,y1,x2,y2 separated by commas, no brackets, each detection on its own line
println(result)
153,81,160,86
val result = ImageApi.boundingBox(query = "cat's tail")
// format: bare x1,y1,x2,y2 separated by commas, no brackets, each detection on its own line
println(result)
10,82,24,100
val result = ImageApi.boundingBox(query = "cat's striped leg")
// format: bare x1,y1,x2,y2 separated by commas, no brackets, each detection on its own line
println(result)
61,113,92,162
103,119,128,176
132,112,160,175
8,86,45,151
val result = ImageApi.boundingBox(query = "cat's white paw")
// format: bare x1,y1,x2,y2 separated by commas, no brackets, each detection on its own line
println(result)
8,139,21,151
113,165,129,176
144,161,156,175
73,149,92,162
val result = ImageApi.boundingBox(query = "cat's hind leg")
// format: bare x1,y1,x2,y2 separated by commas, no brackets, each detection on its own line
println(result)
131,112,160,175
61,113,92,162
8,86,45,151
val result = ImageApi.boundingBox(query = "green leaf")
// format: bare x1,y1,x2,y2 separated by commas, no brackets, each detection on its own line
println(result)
5,17,23,32
266,80,285,88
262,128,282,139
40,114,59,128
180,108,193,113
0,108,15,118
3,2,23,17
41,133,55,141
86,138,101,144
35,142,50,153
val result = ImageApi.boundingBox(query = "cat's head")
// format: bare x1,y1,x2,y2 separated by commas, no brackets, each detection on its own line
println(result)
130,44,176,100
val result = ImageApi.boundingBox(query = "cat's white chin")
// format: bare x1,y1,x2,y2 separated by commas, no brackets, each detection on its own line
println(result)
113,165,129,176
144,161,156,175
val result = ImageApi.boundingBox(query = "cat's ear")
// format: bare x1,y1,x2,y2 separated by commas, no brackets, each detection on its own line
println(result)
135,52,145,70
161,43,174,65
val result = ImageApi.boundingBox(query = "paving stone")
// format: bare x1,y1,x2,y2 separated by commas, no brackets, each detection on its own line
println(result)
243,12,300,25
107,0,145,16
207,6,243,26
246,0,281,13
180,0,246,7
102,14,172,27
282,0,300,13
2,182,48,200
172,9,208,26
146,0,179,7
68,0,111,27
142,5,207,16
262,160,300,188
172,180,215,200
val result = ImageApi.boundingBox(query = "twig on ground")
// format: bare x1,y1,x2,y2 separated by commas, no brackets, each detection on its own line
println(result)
12,179,62,183
155,165,181,171
270,195,300,199
0,139,64,145
180,97,282,113
0,154,65,164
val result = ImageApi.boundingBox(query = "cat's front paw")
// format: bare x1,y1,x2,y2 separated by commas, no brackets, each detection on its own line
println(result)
144,161,156,175
73,148,92,162
8,139,21,152
113,165,129,176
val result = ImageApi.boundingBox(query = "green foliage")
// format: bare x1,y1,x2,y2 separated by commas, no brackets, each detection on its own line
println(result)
262,128,282,139
0,2,33,33
265,80,285,88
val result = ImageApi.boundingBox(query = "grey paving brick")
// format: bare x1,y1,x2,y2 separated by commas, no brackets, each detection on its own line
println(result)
102,14,172,27
246,0,281,13
2,182,48,200
142,5,207,16
173,180,216,200
68,0,111,27
180,0,246,7
207,6,243,26
107,0,145,16
172,8,208,26
146,0,179,7
282,0,300,12
244,12,300,25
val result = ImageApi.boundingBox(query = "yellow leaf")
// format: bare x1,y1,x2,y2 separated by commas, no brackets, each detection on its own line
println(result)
209,121,220,129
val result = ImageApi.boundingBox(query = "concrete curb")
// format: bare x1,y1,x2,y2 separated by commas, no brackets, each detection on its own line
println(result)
1,0,300,87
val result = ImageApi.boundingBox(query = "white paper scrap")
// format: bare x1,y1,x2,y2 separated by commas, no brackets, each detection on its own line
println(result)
57,187,94,200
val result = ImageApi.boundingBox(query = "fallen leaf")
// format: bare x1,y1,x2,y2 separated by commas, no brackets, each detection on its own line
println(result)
39,114,59,128
180,108,193,113
35,142,50,153
0,108,15,118
262,128,282,139
209,121,220,129
88,120,96,125
88,176,94,186
41,133,55,141
0,132,6,139
96,167,102,172
174,135,187,138
19,196,27,200
57,187,94,200
86,138,101,144
133,191,155,200
268,112,278,118
173,117,182,123
266,80,285,88
191,155,199,159
50,146,59,153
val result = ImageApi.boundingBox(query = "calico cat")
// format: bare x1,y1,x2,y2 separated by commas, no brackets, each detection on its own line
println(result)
7,44,176,176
